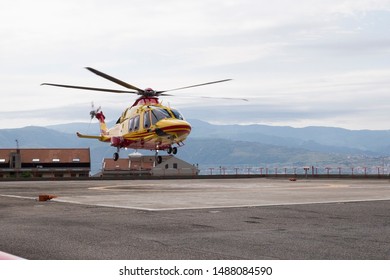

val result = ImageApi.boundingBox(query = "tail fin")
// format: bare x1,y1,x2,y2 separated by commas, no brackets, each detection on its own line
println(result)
95,112,108,135
76,110,110,142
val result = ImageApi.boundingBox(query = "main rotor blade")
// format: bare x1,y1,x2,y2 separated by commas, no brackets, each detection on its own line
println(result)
41,83,139,94
85,67,144,93
176,95,248,101
157,79,232,94
197,96,248,101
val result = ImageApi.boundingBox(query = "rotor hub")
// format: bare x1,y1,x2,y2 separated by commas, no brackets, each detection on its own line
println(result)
143,88,156,96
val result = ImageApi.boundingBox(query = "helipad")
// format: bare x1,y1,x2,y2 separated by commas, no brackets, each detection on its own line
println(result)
1,178,390,259
1,178,389,211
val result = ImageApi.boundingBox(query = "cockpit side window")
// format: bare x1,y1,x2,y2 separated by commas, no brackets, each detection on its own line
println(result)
170,109,184,120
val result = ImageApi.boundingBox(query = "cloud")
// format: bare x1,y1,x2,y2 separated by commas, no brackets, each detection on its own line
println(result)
1,0,390,130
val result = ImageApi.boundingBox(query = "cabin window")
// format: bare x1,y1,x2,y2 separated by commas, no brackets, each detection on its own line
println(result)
32,159,40,162
0,159,6,163
143,111,151,128
72,158,80,162
173,163,178,169
171,109,184,120
151,108,171,125
52,159,60,162
128,118,134,132
128,116,140,131
133,115,140,131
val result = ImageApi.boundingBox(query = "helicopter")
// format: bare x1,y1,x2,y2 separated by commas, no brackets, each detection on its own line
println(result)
41,67,240,163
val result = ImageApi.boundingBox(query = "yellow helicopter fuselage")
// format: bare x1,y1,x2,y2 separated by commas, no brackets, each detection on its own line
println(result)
78,97,191,153
42,67,232,161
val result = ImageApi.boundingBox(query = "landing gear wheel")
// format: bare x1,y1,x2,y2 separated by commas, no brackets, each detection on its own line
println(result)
172,147,178,155
113,152,119,161
167,147,173,154
156,155,162,164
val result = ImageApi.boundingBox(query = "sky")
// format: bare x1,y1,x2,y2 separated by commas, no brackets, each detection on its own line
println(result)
1,0,390,130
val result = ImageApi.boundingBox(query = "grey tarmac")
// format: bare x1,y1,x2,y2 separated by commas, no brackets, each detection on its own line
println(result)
0,178,390,259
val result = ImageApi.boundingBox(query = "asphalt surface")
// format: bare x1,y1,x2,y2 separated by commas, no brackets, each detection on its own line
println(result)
1,178,390,259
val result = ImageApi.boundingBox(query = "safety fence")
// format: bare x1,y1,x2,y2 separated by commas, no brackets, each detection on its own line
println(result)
200,166,389,178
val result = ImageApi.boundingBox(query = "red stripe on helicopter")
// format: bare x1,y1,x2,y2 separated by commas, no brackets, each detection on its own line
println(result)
159,125,191,134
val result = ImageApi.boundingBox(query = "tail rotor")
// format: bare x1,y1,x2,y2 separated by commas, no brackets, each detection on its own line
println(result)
89,101,101,120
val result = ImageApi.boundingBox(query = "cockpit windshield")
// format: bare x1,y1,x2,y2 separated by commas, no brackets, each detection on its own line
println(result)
145,106,185,126
150,107,171,125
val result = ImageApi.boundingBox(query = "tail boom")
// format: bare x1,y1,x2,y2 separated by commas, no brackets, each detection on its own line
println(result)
76,132,111,142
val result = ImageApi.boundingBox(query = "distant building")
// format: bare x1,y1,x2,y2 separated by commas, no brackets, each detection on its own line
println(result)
101,153,199,177
0,148,90,178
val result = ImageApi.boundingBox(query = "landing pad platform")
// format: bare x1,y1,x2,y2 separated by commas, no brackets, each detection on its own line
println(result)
1,178,390,259
1,178,390,211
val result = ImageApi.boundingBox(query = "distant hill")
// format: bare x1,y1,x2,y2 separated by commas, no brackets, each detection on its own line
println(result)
0,126,81,148
188,119,390,155
48,118,390,155
1,120,389,174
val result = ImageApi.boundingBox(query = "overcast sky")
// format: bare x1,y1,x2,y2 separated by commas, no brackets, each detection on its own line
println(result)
1,0,390,130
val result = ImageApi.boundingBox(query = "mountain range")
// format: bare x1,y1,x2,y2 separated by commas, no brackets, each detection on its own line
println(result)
0,119,389,175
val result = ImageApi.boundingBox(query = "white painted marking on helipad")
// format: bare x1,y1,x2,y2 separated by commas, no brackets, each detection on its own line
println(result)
2,179,390,211
0,194,37,200
53,197,390,211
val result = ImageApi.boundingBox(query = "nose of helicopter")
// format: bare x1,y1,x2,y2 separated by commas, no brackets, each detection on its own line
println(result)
155,118,191,140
